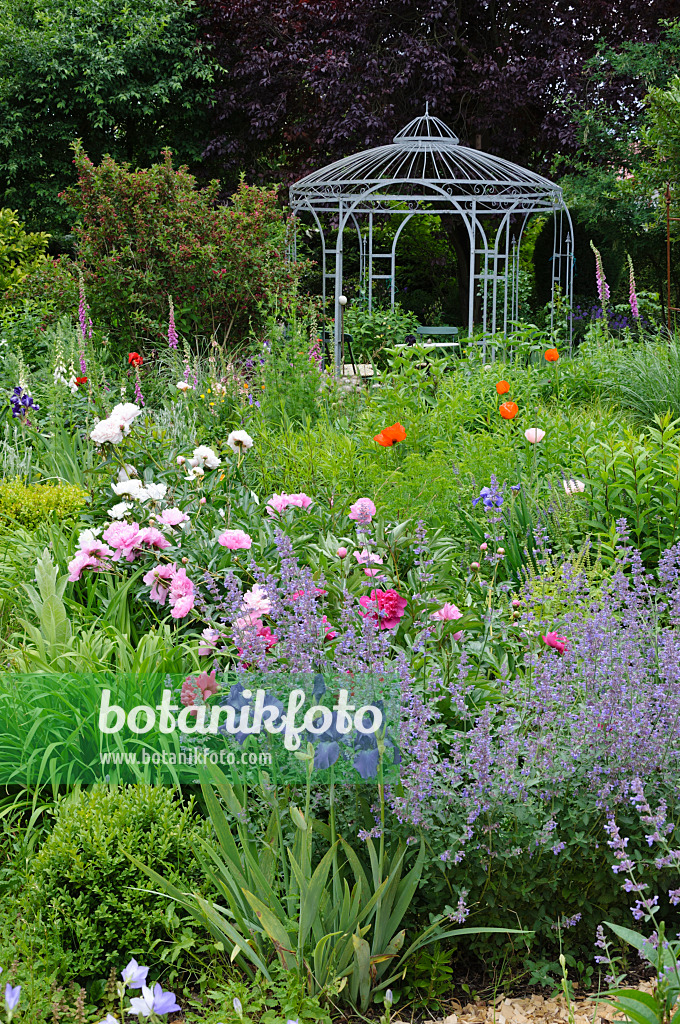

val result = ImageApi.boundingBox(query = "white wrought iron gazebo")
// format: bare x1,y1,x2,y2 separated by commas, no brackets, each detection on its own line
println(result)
289,106,574,370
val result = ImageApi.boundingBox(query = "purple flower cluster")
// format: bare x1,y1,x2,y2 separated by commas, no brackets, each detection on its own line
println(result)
9,385,39,421
390,531,680,863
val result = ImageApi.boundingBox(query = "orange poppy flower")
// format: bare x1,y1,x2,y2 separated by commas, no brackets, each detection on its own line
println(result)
499,401,519,420
496,380,510,395
544,348,559,362
374,422,406,446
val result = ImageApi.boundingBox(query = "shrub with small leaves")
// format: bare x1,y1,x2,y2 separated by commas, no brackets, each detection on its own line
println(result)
0,478,88,530
25,784,215,978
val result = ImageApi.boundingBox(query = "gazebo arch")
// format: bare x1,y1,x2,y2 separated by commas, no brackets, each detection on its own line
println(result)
289,106,574,371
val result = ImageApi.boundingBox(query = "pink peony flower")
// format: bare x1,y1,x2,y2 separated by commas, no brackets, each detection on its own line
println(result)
524,428,546,444
348,497,376,524
235,611,264,633
180,676,202,708
198,627,221,655
180,671,217,715
321,615,337,641
218,529,252,550
431,602,462,621
158,507,190,527
138,527,171,551
288,586,327,601
358,588,407,630
256,625,278,649
168,567,195,618
242,584,271,616
67,548,113,581
287,492,312,509
266,492,312,515
354,547,384,577
143,563,177,605
431,602,463,640
543,631,568,654
266,492,290,515
102,522,143,562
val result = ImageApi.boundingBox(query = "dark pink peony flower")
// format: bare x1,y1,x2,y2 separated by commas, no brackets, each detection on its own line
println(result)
358,588,408,630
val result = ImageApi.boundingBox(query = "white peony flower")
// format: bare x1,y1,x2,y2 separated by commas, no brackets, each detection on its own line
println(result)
145,483,168,502
192,445,221,469
109,501,133,519
226,430,253,454
109,402,142,427
111,479,150,501
90,418,125,445
90,404,142,446
176,381,192,392
116,464,139,482
186,466,205,480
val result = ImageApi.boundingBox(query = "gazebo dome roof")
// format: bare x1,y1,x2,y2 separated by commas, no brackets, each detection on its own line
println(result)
289,109,562,207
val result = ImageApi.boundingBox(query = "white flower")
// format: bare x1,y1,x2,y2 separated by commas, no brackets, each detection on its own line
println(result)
145,483,168,502
117,465,138,482
176,456,186,466
90,418,126,445
563,478,586,495
109,502,133,519
187,465,205,479
89,404,142,446
176,381,192,392
77,527,102,548
227,430,253,454
111,479,150,501
191,445,221,469
109,402,142,428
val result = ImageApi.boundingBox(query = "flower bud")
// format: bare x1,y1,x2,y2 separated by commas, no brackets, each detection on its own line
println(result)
497,547,505,555
176,455,185,465
199,496,207,505
337,546,348,559
470,561,480,570
512,598,521,608
182,556,188,564
479,542,488,551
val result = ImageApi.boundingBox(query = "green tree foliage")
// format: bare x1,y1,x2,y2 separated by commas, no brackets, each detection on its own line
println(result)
557,20,680,305
0,0,214,234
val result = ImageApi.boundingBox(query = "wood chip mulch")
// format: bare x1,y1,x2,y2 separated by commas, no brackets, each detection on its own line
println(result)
391,982,655,1024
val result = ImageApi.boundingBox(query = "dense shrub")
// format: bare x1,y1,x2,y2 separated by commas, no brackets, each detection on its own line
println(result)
0,479,88,529
59,144,307,348
0,209,49,294
2,255,79,327
26,784,214,977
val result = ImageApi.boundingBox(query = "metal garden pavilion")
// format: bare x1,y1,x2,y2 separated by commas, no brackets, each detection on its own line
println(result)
289,107,574,371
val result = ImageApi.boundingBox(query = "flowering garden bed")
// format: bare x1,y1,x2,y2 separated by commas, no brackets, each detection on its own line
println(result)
1,268,680,1024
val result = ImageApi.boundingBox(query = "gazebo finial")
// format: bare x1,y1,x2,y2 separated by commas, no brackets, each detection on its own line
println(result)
425,100,429,115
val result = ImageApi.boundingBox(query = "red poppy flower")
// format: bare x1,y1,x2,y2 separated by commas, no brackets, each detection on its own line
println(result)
128,352,143,367
499,401,519,420
496,380,510,395
544,348,559,362
373,422,406,446
75,376,88,386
